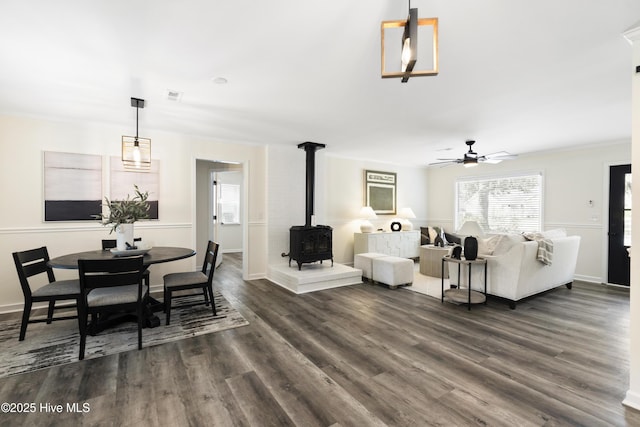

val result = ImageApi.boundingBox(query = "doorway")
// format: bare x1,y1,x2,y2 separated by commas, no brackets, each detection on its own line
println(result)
195,159,244,271
607,164,631,286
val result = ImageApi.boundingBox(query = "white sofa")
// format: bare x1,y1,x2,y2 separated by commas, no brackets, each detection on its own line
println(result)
448,231,581,309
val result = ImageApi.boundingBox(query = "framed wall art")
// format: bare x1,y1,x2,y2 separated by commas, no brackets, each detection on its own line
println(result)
110,156,160,219
44,151,102,221
364,170,396,215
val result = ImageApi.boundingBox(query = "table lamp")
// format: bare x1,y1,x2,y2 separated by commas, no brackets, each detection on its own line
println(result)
359,206,377,233
457,220,484,260
398,207,416,231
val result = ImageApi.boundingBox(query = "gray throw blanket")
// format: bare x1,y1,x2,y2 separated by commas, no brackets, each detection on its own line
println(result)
523,232,553,266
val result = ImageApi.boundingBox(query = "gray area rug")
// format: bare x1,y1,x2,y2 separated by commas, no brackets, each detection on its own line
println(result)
0,292,248,378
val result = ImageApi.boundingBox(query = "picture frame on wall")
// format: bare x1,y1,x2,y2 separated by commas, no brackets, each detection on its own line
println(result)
44,151,102,221
365,170,396,215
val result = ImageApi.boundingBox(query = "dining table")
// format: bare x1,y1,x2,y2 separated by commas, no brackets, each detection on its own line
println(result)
48,246,196,331
48,246,196,269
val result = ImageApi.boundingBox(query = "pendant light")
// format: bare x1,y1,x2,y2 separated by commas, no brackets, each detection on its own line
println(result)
381,0,439,82
122,97,151,171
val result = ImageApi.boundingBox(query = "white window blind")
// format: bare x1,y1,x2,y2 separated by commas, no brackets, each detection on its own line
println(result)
455,171,543,233
219,183,240,224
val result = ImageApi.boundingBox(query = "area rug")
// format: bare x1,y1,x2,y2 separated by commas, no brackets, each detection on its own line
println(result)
403,263,447,299
0,292,248,378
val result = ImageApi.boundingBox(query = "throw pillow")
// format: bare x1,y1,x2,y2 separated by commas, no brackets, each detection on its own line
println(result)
420,227,431,245
444,232,462,245
492,234,526,255
477,235,502,256
428,226,439,243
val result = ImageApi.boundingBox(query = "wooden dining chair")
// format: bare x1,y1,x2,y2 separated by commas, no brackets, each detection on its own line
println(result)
77,255,147,360
12,246,81,341
163,241,219,325
101,238,150,287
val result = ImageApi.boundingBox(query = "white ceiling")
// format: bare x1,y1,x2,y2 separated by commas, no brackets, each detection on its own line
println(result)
1,1,639,166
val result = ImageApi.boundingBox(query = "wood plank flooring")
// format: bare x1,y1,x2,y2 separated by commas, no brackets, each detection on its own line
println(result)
1,253,640,426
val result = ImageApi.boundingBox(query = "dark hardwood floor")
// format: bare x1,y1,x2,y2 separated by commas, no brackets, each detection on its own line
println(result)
1,253,639,426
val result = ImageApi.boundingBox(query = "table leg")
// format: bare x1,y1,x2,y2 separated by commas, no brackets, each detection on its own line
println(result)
441,258,444,303
468,263,472,310
484,262,487,305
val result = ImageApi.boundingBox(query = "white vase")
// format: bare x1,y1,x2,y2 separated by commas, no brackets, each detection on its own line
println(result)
115,223,134,251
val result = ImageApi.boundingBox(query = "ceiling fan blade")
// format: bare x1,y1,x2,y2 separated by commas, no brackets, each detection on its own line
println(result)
485,151,517,160
429,159,462,166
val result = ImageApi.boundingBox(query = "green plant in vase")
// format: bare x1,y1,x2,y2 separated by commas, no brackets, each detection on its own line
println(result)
94,185,150,250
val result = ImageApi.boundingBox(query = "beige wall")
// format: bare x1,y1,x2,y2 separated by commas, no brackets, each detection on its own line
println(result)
0,114,268,312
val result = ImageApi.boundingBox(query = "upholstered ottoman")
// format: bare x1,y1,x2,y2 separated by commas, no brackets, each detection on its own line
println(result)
354,252,387,281
372,256,414,289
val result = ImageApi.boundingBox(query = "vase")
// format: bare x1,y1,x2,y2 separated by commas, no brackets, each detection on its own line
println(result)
464,236,478,260
115,223,134,251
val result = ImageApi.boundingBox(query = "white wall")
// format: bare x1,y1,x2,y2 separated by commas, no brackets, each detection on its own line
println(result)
624,24,640,411
323,155,429,265
266,146,430,269
426,141,631,283
0,114,268,312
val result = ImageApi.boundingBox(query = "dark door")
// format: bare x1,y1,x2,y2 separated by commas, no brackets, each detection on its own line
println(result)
608,164,631,286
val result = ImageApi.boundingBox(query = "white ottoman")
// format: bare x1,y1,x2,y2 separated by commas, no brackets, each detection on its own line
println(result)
372,256,414,289
354,253,387,281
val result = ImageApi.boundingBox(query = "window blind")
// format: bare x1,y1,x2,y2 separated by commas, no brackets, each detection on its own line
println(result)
455,172,543,233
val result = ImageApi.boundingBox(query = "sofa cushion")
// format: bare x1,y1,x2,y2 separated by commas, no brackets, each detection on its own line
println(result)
477,235,503,256
492,233,526,255
541,228,567,239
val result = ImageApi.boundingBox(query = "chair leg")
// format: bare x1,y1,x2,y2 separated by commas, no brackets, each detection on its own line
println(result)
137,305,143,350
78,307,88,360
19,300,32,341
46,300,55,324
203,287,210,306
207,285,217,316
165,290,172,326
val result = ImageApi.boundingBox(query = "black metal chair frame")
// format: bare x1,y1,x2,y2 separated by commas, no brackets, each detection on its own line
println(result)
163,241,219,325
77,255,147,360
12,246,80,341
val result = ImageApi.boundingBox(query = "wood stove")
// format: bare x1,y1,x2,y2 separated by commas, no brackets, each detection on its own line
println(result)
286,142,333,270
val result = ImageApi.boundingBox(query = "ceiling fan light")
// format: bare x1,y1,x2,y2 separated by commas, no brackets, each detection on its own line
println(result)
463,158,478,168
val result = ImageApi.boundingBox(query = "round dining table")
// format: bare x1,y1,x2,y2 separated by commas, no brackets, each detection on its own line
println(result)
48,246,196,269
48,246,196,330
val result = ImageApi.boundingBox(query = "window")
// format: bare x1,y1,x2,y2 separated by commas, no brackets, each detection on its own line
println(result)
219,183,240,224
455,171,543,233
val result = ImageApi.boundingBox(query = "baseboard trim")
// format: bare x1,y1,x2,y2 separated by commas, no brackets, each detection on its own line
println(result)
623,389,640,411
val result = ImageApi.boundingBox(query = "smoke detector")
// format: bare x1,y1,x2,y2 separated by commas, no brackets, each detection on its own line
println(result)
165,90,183,102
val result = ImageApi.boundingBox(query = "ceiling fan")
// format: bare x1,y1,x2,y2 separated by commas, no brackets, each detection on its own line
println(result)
430,140,517,167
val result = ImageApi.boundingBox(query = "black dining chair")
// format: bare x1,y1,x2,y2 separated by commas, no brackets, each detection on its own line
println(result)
77,255,148,360
102,238,150,287
163,241,219,325
12,246,80,341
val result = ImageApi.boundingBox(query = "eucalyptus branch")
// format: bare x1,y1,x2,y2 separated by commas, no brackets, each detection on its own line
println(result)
93,185,150,234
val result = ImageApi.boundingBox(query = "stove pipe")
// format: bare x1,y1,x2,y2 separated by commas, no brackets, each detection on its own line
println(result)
298,141,325,227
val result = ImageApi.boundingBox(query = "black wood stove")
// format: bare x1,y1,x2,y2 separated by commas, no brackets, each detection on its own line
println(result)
287,142,333,270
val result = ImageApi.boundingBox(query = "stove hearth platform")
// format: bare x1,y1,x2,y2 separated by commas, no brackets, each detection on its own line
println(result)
268,262,362,294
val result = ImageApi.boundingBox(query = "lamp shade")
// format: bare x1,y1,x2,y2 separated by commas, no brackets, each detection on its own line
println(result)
359,206,377,233
398,207,416,219
457,221,484,237
360,206,377,219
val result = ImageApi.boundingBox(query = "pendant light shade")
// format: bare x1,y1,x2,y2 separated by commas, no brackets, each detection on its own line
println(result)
381,3,438,83
122,97,151,171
